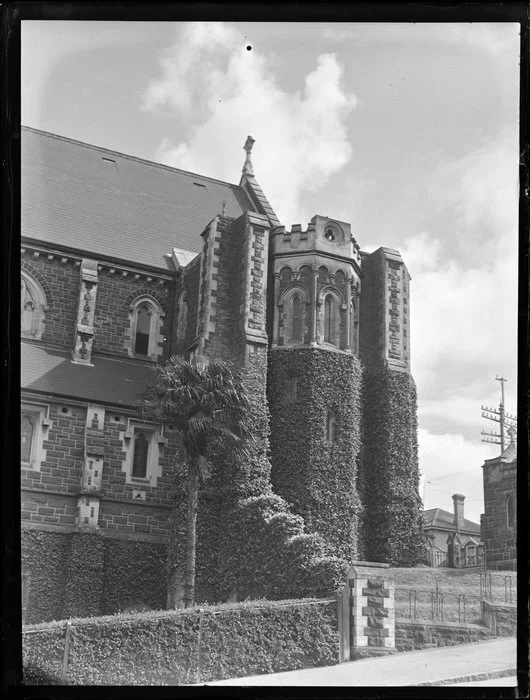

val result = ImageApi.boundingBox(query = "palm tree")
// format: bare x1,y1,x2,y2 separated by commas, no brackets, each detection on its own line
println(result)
138,356,253,607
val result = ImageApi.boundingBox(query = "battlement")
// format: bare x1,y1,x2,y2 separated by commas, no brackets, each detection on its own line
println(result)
271,215,362,264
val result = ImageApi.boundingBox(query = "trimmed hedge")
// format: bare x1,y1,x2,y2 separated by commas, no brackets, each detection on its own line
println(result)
360,368,424,566
23,598,339,685
22,529,167,624
22,530,70,625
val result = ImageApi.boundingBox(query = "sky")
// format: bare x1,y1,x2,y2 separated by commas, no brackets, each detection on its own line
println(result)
22,20,520,523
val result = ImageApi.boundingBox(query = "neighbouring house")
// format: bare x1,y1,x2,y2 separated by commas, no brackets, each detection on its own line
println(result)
423,494,483,568
481,436,517,570
21,126,424,624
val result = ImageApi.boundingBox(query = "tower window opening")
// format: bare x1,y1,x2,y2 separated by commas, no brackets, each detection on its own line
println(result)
324,295,334,343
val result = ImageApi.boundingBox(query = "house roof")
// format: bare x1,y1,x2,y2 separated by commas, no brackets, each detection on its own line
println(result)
21,342,159,409
21,127,255,271
423,507,481,536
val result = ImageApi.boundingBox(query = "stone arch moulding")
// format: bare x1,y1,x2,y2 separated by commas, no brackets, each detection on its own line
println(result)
21,270,49,339
125,294,165,361
279,283,309,346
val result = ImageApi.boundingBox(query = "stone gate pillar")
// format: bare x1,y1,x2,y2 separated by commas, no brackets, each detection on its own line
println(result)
338,560,395,662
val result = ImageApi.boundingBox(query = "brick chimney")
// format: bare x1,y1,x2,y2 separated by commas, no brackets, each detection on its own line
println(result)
452,494,465,531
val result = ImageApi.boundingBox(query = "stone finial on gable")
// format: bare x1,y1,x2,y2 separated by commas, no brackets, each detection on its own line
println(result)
242,135,255,176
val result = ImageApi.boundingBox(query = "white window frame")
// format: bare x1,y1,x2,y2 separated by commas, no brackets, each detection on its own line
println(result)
21,402,50,470
21,273,48,339
121,419,166,486
126,296,164,361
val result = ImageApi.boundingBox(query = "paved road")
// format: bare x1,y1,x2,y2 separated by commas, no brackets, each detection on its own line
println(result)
204,637,517,687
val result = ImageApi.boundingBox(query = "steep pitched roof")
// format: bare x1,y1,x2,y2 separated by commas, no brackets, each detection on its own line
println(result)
423,507,481,536
22,127,255,271
21,342,158,409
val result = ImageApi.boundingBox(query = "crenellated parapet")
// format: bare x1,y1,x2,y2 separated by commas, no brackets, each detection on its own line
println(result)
269,215,361,354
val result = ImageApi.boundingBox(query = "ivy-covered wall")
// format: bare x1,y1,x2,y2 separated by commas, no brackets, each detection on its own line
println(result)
359,367,424,566
267,346,363,561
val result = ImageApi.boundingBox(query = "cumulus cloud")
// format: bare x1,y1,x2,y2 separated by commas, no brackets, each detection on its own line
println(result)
142,22,358,224
404,127,518,505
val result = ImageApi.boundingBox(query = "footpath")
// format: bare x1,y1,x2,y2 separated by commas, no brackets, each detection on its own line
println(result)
204,637,518,687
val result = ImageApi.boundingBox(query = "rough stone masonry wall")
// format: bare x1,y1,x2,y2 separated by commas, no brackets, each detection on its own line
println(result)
482,461,517,569
93,269,172,359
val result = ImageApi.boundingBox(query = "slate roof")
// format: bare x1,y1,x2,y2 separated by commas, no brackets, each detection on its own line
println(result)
423,507,481,536
22,127,255,271
21,342,159,409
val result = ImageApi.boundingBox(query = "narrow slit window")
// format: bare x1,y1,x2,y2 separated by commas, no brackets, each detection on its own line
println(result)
327,411,336,443
324,296,333,343
132,430,149,478
292,295,303,342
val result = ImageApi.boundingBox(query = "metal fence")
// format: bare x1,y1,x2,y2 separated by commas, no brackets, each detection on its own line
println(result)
395,587,482,624
480,571,516,604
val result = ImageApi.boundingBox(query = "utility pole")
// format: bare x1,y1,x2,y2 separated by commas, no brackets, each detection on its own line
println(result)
481,375,517,454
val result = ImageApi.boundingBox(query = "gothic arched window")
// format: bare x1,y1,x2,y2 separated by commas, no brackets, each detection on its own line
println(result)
506,495,515,529
128,297,163,361
21,273,47,339
326,411,336,443
292,295,303,342
132,430,149,478
134,304,151,357
324,295,334,343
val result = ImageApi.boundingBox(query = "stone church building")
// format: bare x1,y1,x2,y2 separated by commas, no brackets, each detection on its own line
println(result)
21,126,423,623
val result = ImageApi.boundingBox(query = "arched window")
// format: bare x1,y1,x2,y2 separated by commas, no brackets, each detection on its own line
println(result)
324,295,334,343
21,273,47,339
132,430,149,478
134,304,151,356
292,295,302,342
128,297,163,360
506,495,515,529
326,411,336,443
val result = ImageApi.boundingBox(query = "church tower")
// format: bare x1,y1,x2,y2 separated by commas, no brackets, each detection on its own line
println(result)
266,216,363,560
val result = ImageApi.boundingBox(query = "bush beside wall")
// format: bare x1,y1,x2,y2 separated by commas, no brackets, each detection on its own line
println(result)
23,598,339,686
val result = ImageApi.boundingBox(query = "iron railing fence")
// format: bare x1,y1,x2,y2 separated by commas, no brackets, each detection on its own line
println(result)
395,587,483,624
479,571,516,604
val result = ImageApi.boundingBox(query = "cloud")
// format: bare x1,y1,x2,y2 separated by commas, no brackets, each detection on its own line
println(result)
402,127,518,490
142,22,358,224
